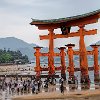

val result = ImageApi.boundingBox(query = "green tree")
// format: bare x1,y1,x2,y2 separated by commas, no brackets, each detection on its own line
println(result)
0,53,12,63
0,49,29,64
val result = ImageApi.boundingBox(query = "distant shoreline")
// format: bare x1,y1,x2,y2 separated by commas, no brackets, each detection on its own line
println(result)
0,63,27,66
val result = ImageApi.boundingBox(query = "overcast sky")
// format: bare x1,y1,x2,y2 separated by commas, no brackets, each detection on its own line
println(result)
0,0,100,49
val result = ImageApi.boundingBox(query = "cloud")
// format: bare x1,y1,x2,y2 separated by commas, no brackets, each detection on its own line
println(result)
3,0,34,6
0,0,100,48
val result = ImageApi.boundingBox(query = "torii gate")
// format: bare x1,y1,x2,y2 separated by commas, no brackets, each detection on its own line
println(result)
30,9,100,80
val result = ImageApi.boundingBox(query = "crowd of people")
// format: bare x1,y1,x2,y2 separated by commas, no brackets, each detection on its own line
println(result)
0,75,92,96
0,76,58,95
0,76,48,95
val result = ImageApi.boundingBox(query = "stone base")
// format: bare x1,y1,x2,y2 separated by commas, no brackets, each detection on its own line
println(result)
80,75,90,84
80,75,90,90
94,73,100,83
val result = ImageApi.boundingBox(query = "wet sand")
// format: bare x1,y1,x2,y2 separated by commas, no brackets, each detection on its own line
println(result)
0,64,35,76
12,89,100,100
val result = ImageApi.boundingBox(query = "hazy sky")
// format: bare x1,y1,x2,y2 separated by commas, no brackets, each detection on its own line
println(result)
0,0,100,49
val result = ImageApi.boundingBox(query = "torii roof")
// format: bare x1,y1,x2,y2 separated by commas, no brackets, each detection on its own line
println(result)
30,9,100,29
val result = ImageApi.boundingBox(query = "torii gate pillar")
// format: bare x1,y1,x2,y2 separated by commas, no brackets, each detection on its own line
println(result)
79,25,89,81
58,47,66,80
48,29,55,78
91,44,100,82
34,47,42,79
66,44,75,77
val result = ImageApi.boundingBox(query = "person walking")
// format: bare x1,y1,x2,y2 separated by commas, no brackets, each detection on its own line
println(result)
32,83,35,94
60,83,64,94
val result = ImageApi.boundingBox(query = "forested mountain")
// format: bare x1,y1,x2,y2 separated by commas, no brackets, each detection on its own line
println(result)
0,37,37,60
0,49,29,64
0,37,100,62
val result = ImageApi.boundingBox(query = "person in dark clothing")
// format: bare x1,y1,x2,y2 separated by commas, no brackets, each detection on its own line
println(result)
32,84,35,94
60,83,64,94
59,78,64,85
23,81,27,93
37,80,41,92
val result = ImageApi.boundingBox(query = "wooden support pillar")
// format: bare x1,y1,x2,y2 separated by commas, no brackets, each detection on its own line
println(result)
78,25,89,82
48,29,55,77
34,47,42,79
58,47,66,80
66,44,75,77
91,44,100,82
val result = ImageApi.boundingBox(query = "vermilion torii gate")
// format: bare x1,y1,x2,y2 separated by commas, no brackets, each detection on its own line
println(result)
30,9,100,81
